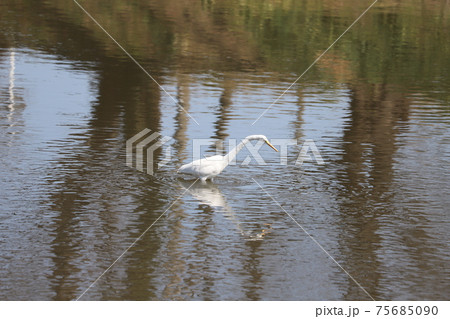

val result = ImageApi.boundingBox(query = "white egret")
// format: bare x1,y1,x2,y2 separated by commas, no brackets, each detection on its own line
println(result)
177,135,278,181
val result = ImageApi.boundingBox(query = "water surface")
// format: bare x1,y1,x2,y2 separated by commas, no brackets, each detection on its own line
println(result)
0,0,449,300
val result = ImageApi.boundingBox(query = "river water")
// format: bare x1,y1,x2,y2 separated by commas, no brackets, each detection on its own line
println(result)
0,0,449,300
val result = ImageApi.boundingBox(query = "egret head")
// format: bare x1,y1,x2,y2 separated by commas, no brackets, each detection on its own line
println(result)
246,135,279,152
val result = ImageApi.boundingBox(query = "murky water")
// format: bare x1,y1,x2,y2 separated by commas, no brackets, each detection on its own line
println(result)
0,0,449,300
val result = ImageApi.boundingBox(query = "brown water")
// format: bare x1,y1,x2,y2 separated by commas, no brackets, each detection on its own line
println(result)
0,0,449,300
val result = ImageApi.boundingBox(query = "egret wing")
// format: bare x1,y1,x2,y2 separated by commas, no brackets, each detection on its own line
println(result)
178,155,225,177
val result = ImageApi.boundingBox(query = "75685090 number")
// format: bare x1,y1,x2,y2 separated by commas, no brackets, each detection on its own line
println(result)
376,306,438,316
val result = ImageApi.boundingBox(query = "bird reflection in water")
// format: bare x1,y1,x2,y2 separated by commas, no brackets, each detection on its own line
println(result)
179,179,272,241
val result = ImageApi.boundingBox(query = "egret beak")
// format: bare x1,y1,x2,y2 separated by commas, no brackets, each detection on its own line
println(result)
265,141,279,152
